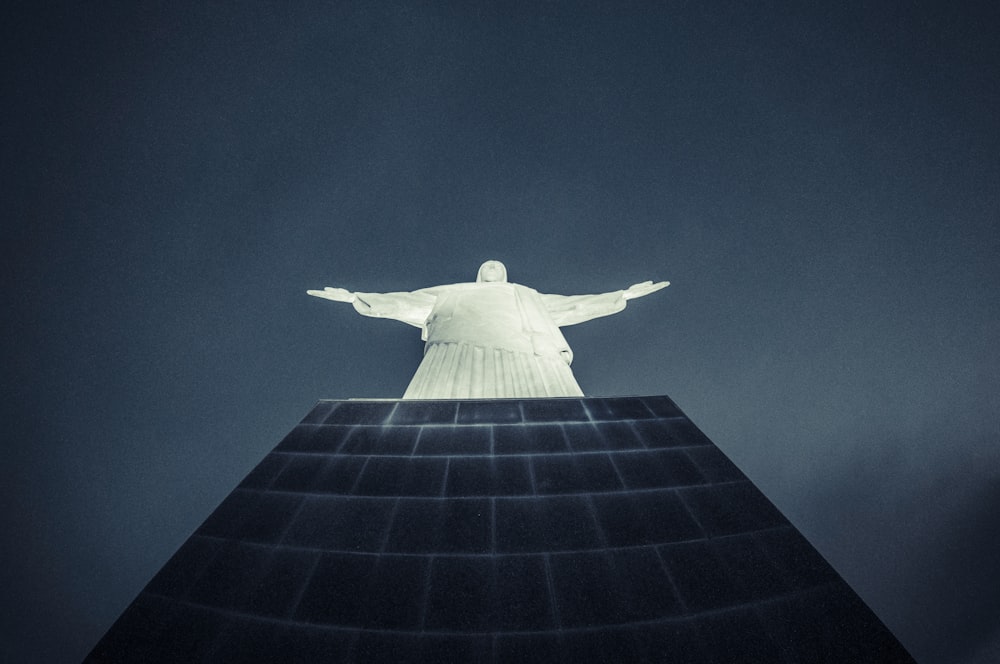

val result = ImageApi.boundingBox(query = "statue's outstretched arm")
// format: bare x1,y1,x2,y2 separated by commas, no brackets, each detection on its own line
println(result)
308,286,436,329
541,280,669,327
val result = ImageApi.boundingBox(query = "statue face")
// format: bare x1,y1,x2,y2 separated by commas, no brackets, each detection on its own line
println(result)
477,260,508,283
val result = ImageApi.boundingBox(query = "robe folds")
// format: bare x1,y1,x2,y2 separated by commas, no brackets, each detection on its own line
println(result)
351,282,626,399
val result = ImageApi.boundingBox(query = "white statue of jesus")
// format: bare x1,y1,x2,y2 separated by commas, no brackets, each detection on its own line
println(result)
308,260,668,399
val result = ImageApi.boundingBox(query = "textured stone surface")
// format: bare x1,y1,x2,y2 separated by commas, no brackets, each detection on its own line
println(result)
87,396,914,663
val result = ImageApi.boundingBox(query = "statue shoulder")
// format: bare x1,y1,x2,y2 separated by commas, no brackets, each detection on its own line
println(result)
415,282,476,295
510,283,539,295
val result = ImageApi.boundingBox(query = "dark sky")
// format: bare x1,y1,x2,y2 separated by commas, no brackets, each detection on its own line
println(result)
3,2,998,662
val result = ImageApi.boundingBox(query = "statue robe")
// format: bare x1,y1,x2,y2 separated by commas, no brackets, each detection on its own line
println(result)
351,282,627,399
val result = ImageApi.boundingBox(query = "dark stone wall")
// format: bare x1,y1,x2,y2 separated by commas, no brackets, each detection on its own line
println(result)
87,397,914,663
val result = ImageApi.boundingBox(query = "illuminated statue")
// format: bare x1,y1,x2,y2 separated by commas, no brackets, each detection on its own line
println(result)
308,260,668,399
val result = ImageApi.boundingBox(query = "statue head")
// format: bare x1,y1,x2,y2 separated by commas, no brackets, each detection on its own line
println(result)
477,260,508,283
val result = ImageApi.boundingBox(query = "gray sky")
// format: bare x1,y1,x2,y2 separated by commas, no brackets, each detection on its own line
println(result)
3,2,998,662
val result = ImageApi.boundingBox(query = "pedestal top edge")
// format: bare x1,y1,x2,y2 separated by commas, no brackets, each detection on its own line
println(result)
300,395,685,426
320,395,672,403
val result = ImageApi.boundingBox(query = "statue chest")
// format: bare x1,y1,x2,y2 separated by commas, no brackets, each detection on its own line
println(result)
425,286,532,351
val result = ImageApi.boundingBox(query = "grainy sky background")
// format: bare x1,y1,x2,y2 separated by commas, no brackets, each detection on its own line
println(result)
3,2,998,662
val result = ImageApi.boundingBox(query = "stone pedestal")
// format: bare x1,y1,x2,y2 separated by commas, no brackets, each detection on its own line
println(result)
87,396,914,662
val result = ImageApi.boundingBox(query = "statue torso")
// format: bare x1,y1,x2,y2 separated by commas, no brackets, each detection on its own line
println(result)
417,282,569,362
424,283,534,353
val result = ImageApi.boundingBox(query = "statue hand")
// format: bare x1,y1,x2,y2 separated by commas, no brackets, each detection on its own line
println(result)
307,287,356,303
623,280,669,300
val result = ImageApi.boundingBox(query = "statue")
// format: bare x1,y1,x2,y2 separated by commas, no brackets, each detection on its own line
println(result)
308,260,668,399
